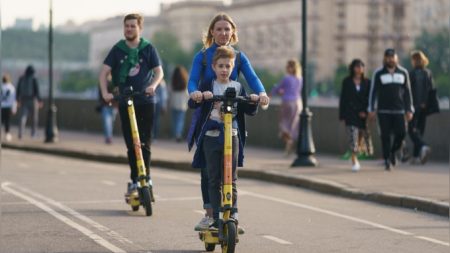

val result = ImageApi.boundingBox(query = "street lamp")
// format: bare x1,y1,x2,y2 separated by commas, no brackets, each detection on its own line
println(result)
45,0,58,143
291,0,318,167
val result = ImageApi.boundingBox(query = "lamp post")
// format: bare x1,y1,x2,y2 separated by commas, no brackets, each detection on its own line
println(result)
45,0,58,143
292,0,318,167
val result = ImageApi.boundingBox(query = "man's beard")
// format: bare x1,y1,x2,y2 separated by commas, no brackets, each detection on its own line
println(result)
125,34,137,41
385,61,396,68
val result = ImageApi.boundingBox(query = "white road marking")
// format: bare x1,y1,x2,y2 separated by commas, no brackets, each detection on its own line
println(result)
158,196,201,202
1,182,127,253
262,235,293,245
415,236,450,247
155,172,449,247
9,183,135,246
102,180,117,186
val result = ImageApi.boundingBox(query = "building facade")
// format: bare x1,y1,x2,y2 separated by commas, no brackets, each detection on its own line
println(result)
87,0,449,83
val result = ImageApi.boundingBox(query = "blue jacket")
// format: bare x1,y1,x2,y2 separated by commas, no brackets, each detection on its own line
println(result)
187,81,258,169
187,43,266,94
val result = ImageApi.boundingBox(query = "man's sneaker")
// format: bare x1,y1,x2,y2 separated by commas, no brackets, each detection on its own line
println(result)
389,152,397,167
125,183,138,197
384,159,391,171
194,216,213,231
410,157,421,165
351,160,361,172
420,146,431,164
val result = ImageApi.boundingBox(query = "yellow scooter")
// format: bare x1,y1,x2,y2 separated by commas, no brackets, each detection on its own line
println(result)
116,87,154,216
199,87,258,253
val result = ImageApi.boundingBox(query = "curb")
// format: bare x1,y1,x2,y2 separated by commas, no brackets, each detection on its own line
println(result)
3,143,449,217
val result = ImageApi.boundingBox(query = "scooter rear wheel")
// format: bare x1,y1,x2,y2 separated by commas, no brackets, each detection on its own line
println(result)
221,222,236,253
131,205,139,211
140,187,153,216
205,242,215,252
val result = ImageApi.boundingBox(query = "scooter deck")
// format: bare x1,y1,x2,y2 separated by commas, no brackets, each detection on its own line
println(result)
199,230,220,244
125,192,140,207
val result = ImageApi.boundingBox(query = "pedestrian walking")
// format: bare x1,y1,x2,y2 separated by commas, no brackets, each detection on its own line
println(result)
16,65,43,139
99,13,164,196
1,74,17,142
153,80,168,141
270,59,302,156
96,74,118,144
368,49,414,171
186,12,269,232
169,65,189,142
339,59,373,172
407,50,433,164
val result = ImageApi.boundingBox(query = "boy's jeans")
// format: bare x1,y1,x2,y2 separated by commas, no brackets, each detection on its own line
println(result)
203,135,238,220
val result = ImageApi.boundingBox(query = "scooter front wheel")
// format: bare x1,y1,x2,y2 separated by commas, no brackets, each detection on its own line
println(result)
221,222,236,253
140,187,153,216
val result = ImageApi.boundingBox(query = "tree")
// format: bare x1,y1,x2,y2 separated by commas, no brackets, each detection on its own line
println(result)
59,70,97,92
413,28,450,97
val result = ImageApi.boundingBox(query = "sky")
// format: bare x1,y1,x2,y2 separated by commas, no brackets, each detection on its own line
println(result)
1,0,180,29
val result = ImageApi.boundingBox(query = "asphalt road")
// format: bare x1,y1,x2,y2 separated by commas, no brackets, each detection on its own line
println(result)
1,150,448,253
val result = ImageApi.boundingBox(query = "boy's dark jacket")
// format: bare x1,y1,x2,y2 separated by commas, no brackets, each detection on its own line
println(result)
187,81,258,169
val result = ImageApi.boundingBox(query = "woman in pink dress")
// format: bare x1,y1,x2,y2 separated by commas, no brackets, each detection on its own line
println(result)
271,59,303,155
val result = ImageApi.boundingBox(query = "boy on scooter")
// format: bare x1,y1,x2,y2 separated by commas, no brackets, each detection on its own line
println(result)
188,46,260,230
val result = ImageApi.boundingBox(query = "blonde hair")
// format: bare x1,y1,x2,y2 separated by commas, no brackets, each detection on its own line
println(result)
410,50,429,68
203,12,238,49
213,46,236,64
286,59,302,78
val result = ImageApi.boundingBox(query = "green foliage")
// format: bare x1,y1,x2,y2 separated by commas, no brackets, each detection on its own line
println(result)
245,68,283,93
1,28,89,61
59,70,97,92
413,28,450,97
333,64,348,96
151,31,191,70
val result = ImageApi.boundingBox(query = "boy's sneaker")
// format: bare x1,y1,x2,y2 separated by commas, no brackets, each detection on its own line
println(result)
194,216,213,231
420,146,431,164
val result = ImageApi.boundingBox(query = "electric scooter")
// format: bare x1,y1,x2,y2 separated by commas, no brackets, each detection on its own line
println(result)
199,87,259,253
116,86,154,216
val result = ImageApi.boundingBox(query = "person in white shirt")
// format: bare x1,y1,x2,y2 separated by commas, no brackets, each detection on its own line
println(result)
1,74,17,142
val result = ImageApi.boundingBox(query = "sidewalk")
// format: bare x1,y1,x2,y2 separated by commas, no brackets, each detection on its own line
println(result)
2,129,449,216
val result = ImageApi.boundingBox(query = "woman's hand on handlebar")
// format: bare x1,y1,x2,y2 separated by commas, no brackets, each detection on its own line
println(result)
258,92,270,106
190,91,203,103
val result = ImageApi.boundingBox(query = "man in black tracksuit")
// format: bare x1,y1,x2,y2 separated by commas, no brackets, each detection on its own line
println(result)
368,49,414,170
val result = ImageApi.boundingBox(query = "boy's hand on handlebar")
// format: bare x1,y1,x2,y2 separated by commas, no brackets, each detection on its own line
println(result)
259,92,270,106
190,91,203,103
202,91,213,100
